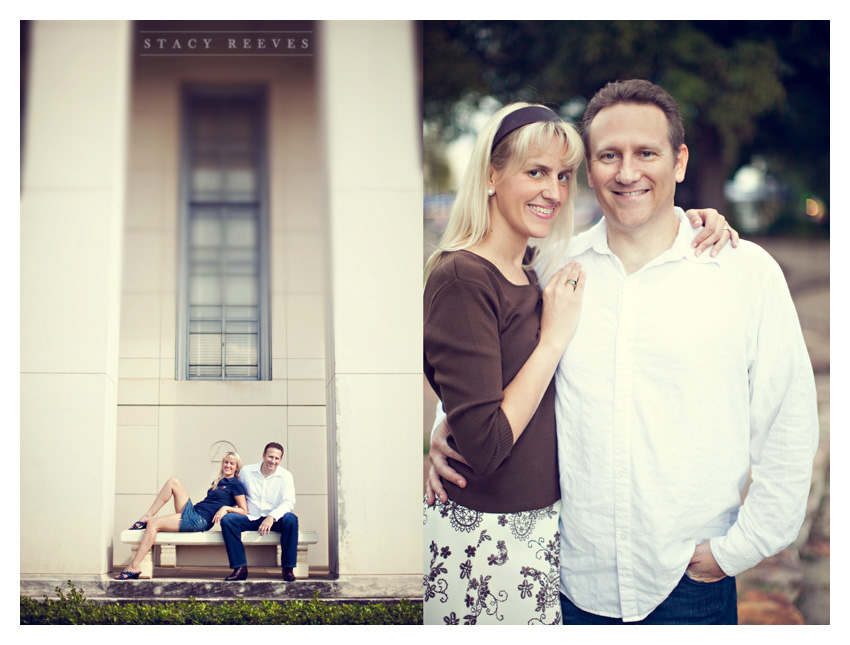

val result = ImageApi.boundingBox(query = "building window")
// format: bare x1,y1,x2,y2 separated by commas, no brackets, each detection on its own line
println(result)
177,89,270,380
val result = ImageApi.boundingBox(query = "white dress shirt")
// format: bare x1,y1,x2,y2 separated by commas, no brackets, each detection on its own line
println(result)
238,462,296,521
548,208,818,621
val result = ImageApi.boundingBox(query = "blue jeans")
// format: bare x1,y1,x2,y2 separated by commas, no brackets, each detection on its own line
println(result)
560,574,737,625
220,512,299,569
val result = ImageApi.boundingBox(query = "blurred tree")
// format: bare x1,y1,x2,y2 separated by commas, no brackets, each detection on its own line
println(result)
423,20,828,219
725,21,830,210
423,124,453,194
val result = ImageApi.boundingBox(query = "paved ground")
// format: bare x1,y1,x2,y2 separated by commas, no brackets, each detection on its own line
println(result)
423,236,831,625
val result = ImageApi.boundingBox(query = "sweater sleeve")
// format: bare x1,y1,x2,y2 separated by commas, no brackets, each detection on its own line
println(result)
424,271,516,475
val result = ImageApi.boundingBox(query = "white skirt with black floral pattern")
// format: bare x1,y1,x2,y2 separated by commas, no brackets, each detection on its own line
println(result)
423,497,561,625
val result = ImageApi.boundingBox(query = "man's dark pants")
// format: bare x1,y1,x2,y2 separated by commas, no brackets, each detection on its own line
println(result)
220,512,299,569
560,575,737,625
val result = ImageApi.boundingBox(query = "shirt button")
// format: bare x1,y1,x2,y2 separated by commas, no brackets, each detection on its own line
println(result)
619,533,626,541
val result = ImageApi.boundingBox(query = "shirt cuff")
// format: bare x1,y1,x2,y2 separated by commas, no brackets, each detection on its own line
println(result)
431,401,446,441
709,529,764,577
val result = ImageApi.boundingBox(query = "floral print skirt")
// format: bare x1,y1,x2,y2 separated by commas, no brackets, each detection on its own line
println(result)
423,497,561,625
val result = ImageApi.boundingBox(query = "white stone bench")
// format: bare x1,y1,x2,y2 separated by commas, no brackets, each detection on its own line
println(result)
120,529,319,580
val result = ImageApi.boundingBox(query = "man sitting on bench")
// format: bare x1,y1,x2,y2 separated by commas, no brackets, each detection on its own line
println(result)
221,442,299,581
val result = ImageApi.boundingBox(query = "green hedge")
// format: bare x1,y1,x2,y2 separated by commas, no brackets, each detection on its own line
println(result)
21,583,422,625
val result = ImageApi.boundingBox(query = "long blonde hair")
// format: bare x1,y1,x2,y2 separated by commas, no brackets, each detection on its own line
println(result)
210,451,243,490
424,102,584,282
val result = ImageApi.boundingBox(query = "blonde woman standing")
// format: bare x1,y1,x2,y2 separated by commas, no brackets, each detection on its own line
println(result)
423,103,585,624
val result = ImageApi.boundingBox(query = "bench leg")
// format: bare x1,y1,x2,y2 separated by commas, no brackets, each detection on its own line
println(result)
130,544,154,579
295,545,309,580
277,545,309,579
160,544,177,568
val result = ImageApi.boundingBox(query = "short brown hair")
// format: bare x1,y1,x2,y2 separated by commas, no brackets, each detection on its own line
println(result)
264,441,284,456
580,79,685,158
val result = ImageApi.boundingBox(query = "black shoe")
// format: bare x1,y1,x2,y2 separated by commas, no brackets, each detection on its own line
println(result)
225,566,248,581
282,567,296,582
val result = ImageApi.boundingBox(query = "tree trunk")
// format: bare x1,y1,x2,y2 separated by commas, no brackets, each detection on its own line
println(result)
682,127,731,221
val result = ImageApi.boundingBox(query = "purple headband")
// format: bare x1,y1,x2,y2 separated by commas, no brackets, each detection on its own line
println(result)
491,105,562,153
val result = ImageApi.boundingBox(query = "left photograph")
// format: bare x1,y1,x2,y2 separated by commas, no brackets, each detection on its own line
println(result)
20,20,423,624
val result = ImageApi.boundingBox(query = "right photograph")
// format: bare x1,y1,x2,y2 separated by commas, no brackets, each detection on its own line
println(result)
421,20,830,626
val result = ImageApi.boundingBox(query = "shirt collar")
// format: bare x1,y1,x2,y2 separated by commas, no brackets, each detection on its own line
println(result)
568,216,610,257
665,207,724,266
246,462,284,478
570,207,724,267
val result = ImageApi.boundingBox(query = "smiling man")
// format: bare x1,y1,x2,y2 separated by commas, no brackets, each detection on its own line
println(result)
430,79,818,624
585,97,688,273
551,79,818,624
220,442,299,581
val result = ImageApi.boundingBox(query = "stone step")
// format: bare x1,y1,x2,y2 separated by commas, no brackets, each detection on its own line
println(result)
21,573,422,603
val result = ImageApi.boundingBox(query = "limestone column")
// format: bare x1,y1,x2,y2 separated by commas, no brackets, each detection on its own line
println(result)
20,20,130,574
319,21,422,582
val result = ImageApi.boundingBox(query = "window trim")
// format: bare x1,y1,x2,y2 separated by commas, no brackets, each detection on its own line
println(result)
175,84,271,381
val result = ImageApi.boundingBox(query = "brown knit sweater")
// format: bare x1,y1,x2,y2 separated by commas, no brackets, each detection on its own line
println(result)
424,250,560,513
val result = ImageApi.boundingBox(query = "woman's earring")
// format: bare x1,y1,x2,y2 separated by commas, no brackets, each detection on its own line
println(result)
487,188,494,196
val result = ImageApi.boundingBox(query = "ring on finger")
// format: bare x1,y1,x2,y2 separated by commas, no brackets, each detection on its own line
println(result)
566,279,578,288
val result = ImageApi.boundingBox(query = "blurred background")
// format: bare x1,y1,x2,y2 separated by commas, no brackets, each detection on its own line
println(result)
424,20,828,246
422,20,830,625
